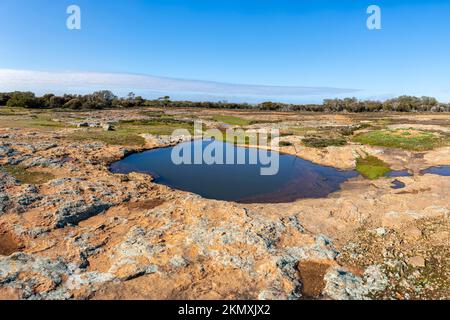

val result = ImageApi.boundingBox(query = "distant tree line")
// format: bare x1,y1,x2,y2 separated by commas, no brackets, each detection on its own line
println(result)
0,91,449,112
0,91,141,110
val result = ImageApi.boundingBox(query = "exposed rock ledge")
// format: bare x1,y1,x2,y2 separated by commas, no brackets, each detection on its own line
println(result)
0,127,448,300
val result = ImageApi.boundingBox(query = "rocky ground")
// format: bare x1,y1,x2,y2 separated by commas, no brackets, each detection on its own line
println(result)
0,108,448,300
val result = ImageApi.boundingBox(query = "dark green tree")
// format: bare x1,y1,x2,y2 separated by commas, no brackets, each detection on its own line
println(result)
6,92,40,108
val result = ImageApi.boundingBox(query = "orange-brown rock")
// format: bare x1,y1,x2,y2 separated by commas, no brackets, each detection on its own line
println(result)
0,111,448,300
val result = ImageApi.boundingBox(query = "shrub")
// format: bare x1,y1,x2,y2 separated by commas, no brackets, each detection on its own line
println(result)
302,137,347,148
279,141,293,147
6,92,41,108
0,93,11,106
64,98,83,110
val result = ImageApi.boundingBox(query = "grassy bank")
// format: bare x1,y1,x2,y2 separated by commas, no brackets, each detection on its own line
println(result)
68,130,147,146
67,119,194,146
212,115,252,126
354,129,445,151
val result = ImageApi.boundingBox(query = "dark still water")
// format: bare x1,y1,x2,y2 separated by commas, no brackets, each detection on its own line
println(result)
110,140,359,203
420,166,450,176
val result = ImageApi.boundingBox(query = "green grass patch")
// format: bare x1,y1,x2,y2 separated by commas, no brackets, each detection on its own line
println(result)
356,156,391,180
119,118,189,126
0,116,70,130
68,129,147,146
137,110,167,118
67,119,195,146
117,119,194,136
212,115,252,126
302,137,347,148
26,116,68,128
4,165,55,185
0,107,29,116
204,130,270,146
212,116,282,126
287,127,317,136
353,129,444,151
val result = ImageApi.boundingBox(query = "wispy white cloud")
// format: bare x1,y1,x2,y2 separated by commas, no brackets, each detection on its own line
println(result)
0,68,360,102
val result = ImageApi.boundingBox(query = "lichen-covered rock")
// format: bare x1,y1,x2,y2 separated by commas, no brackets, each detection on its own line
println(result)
54,200,112,228
0,144,19,158
20,156,66,168
102,123,114,131
323,265,387,300
0,192,10,214
0,253,73,300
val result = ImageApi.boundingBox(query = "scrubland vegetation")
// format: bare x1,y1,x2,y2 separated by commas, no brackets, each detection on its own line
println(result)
1,91,450,112
354,129,446,151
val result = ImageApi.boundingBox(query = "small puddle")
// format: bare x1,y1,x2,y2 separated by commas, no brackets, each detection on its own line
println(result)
391,179,406,190
420,166,450,176
0,231,22,256
385,170,412,178
110,140,358,203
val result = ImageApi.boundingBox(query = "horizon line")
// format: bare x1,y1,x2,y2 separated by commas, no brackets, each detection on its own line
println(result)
0,68,362,103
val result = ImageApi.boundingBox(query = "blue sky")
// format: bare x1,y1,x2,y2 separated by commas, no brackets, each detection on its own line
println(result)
1,0,450,102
